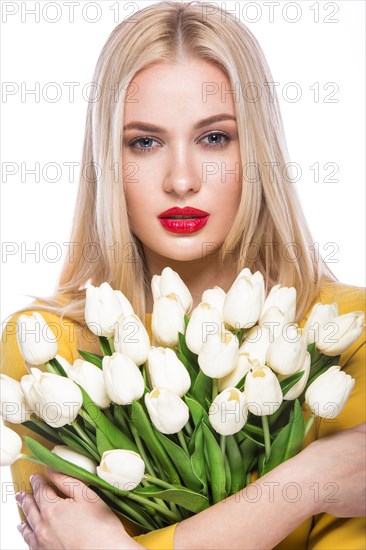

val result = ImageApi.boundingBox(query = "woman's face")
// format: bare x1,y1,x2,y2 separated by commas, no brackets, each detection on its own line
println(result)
122,58,242,264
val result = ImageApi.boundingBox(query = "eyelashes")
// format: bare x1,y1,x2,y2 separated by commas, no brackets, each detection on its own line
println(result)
127,131,232,154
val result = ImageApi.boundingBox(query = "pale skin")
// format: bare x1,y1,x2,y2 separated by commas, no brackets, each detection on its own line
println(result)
17,58,366,549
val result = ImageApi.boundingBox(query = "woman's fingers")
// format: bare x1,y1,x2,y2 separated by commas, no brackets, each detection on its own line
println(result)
17,492,41,536
18,521,39,550
30,474,59,512
46,467,100,503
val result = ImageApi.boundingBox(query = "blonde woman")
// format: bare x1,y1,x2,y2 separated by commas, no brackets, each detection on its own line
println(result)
1,1,365,549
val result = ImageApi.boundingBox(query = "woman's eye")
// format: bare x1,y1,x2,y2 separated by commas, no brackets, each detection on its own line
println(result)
127,131,231,154
200,132,231,149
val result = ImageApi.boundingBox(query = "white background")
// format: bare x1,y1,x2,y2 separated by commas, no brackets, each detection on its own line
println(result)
1,1,365,548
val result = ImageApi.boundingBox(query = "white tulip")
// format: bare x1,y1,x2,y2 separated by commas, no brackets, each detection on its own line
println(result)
28,368,83,428
54,354,73,374
223,268,265,329
237,323,274,365
152,267,193,314
67,359,111,409
151,294,186,347
304,302,339,345
278,351,311,400
114,314,150,366
52,445,97,473
201,286,226,316
316,311,364,356
209,387,248,435
198,330,239,379
0,374,32,423
185,302,223,355
16,312,58,366
85,282,133,338
259,284,297,325
145,388,189,434
218,352,252,391
0,424,22,466
103,353,144,405
266,326,308,376
305,366,355,419
147,347,191,397
259,306,287,340
245,363,283,416
97,449,145,491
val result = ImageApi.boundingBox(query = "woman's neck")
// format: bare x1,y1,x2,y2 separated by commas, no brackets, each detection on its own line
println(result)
144,250,239,313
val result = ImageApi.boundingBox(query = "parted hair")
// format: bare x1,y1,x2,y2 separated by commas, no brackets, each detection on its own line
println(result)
6,0,337,328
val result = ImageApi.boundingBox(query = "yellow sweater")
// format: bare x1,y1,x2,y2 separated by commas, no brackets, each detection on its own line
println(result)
1,281,365,550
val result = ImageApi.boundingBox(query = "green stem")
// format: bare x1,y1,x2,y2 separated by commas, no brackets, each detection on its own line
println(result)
98,489,156,531
130,425,156,477
107,337,115,353
28,416,59,438
144,475,177,491
127,492,180,522
261,415,271,461
177,431,189,456
78,409,96,428
70,421,99,454
212,378,218,401
220,435,226,461
304,413,316,437
44,361,58,375
184,421,193,436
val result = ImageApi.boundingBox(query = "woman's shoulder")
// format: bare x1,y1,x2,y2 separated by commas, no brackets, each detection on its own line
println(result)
318,280,365,314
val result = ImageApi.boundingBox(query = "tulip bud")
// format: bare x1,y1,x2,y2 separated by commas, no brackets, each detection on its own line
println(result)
223,268,265,329
305,365,355,418
259,306,287,341
244,363,283,416
218,352,252,392
145,388,189,434
316,311,364,356
67,359,111,409
198,330,239,379
185,302,223,355
152,267,193,314
51,445,97,473
209,387,247,435
16,312,58,366
304,302,338,345
278,351,311,400
0,374,32,424
266,326,308,376
20,372,39,413
151,294,186,347
103,353,144,405
0,424,22,466
237,323,274,365
28,368,83,428
259,284,297,325
147,347,191,397
97,449,145,490
114,314,150,366
201,286,226,317
85,282,134,338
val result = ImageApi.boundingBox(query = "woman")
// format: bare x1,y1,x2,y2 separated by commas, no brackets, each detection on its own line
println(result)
1,1,365,549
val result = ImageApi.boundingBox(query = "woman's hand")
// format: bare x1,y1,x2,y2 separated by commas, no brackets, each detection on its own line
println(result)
16,468,145,550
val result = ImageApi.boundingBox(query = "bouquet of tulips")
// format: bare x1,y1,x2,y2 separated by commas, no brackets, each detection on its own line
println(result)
1,267,364,531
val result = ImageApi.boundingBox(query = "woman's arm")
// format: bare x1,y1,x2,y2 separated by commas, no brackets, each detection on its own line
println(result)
173,423,366,550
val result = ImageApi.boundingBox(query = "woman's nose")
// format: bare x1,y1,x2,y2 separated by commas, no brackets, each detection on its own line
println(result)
162,146,202,196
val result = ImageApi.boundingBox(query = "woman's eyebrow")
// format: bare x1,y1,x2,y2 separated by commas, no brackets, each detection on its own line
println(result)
123,113,237,133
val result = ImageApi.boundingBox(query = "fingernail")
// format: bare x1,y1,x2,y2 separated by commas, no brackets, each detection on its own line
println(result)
15,492,21,503
29,474,35,483
17,522,25,532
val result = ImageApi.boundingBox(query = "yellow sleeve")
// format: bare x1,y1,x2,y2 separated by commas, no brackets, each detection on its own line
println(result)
307,284,366,549
0,304,78,522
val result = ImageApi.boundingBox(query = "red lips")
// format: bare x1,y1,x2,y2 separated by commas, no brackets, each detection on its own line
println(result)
158,206,209,218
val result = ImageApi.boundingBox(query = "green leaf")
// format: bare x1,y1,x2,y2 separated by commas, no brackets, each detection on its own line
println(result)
239,437,258,474
235,372,249,391
202,422,226,504
134,484,209,514
178,332,199,368
130,402,180,485
175,349,197,384
22,421,63,445
184,314,190,328
261,399,305,475
96,427,115,455
24,436,130,496
191,371,212,409
49,357,68,377
226,435,246,494
184,395,207,427
57,431,96,457
80,387,137,452
190,422,208,494
77,349,103,369
98,336,112,356
154,430,203,492
280,370,305,395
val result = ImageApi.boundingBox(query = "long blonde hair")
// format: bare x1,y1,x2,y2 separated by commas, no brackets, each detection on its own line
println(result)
7,0,337,327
